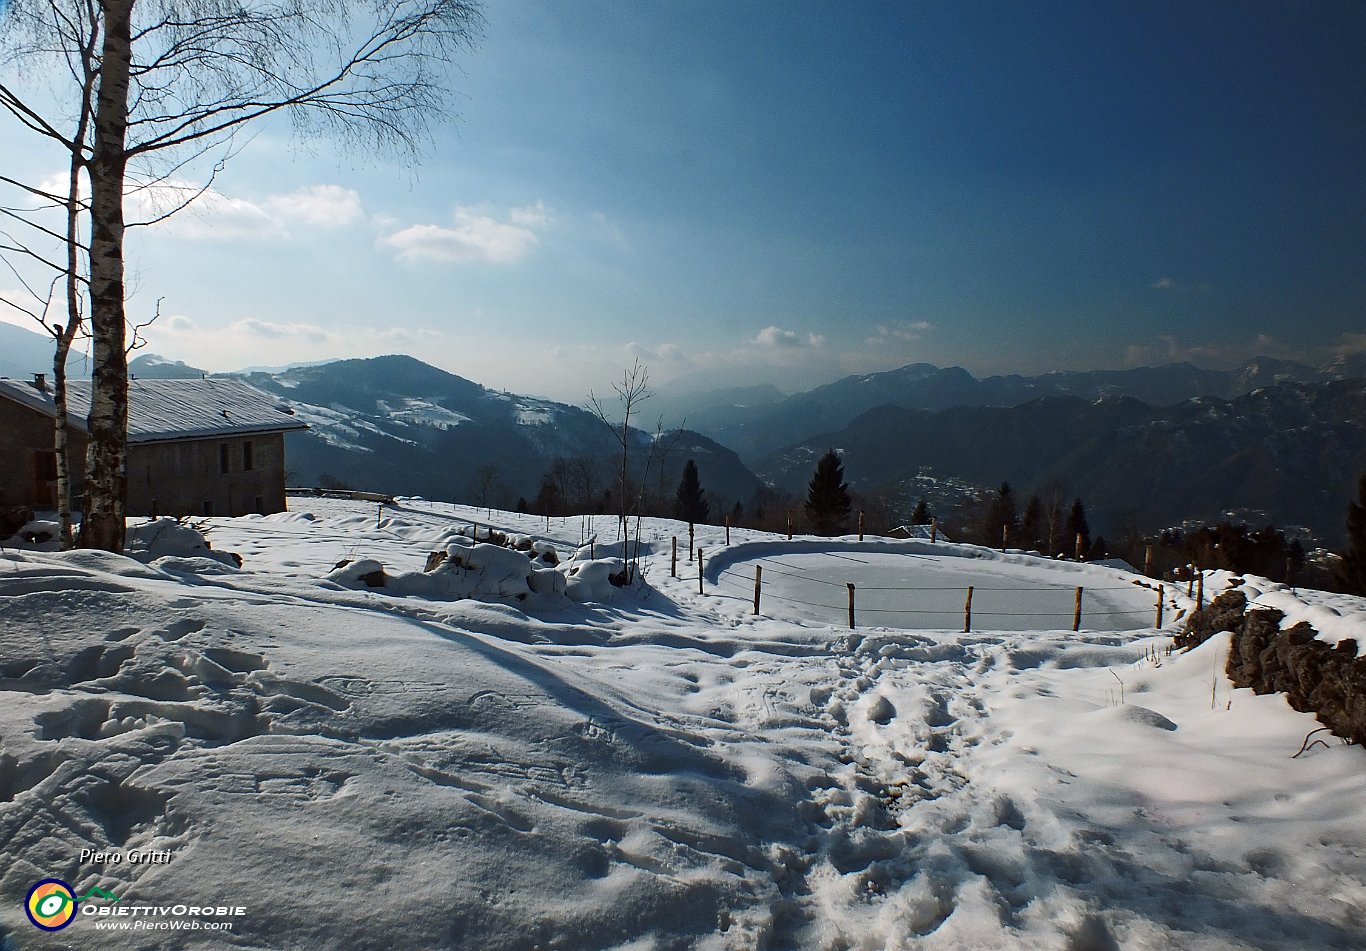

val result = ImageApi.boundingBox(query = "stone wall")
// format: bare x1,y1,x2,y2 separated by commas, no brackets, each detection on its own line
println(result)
1179,590,1366,746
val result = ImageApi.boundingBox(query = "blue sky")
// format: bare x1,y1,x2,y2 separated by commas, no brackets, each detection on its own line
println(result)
1,1,1364,401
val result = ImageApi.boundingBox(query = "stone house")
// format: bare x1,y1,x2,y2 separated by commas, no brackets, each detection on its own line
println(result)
0,376,307,517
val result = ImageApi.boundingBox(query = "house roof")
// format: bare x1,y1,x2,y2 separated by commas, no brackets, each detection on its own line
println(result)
0,377,308,444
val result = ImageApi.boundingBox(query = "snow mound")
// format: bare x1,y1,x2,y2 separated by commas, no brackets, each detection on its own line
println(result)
564,557,627,603
125,517,240,568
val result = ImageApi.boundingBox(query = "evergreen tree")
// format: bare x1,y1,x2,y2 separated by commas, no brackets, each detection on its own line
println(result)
805,450,853,536
980,482,1018,547
514,497,529,514
1334,475,1366,595
1020,494,1044,550
533,473,564,516
730,500,744,525
674,459,711,524
910,499,930,525
1066,498,1091,557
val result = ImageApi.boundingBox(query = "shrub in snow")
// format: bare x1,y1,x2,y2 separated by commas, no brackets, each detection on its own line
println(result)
564,558,627,603
126,517,240,569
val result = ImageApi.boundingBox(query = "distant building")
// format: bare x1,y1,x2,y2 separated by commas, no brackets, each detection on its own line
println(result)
887,524,951,542
0,376,307,517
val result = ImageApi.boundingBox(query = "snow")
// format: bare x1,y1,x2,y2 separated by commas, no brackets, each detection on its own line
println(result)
0,499,1362,949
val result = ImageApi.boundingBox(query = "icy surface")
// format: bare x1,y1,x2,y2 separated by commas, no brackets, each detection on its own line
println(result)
0,499,1362,950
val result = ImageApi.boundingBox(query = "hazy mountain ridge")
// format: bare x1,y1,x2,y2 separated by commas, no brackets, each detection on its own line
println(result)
757,380,1366,544
697,356,1364,461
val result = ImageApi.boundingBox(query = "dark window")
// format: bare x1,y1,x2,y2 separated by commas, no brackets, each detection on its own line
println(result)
219,443,230,474
242,440,254,471
203,500,214,517
255,495,265,513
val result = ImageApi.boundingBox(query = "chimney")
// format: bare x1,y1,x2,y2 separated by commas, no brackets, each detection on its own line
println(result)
32,373,47,393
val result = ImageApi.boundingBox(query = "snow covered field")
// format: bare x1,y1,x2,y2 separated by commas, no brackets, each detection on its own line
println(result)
0,498,1363,950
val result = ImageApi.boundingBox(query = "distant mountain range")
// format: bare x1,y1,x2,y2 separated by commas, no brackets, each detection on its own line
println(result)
240,355,763,510
691,356,1366,461
7,331,1365,543
758,381,1366,545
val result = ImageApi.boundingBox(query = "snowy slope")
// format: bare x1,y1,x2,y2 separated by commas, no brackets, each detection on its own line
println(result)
0,501,1362,950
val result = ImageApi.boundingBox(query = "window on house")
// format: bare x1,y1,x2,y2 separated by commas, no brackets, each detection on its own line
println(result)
219,442,230,474
243,440,255,471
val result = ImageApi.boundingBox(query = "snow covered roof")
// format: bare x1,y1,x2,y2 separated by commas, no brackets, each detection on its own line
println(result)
0,377,307,444
887,524,951,542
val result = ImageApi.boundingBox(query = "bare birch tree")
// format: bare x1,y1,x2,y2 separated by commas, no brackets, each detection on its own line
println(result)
0,0,483,551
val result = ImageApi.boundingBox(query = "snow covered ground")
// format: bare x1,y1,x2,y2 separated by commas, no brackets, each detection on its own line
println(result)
0,498,1362,950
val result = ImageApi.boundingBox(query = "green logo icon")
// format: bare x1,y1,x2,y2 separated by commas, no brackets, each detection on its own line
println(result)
80,886,120,903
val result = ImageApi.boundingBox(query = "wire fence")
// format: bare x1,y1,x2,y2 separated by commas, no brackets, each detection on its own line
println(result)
710,553,1182,632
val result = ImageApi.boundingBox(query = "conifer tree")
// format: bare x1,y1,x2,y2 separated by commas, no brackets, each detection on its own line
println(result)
805,450,852,535
1066,498,1091,557
980,482,1018,546
910,499,930,525
1335,475,1366,595
674,459,711,524
533,473,564,516
1021,494,1044,550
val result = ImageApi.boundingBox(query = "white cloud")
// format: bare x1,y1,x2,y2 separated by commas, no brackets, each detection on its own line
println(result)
1122,332,1310,369
624,341,689,365
35,172,365,240
380,203,548,265
125,180,282,240
263,185,364,228
756,326,806,348
870,321,934,344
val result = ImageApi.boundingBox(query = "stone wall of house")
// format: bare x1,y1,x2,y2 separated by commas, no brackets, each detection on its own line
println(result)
0,397,88,508
127,433,289,517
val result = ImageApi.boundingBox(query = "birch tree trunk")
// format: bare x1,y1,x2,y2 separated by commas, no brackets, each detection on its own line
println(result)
78,0,133,553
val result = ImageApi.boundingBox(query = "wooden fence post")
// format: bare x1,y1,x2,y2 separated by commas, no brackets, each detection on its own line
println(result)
1073,586,1083,632
963,586,973,633
1075,532,1084,560
1155,588,1164,628
1002,524,1009,551
753,565,762,615
786,511,793,540
1187,568,1194,598
1197,571,1204,611
697,549,704,594
725,516,731,546
1144,544,1154,577
931,518,938,544
847,583,855,629
671,537,677,578
688,523,695,563
858,510,864,541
